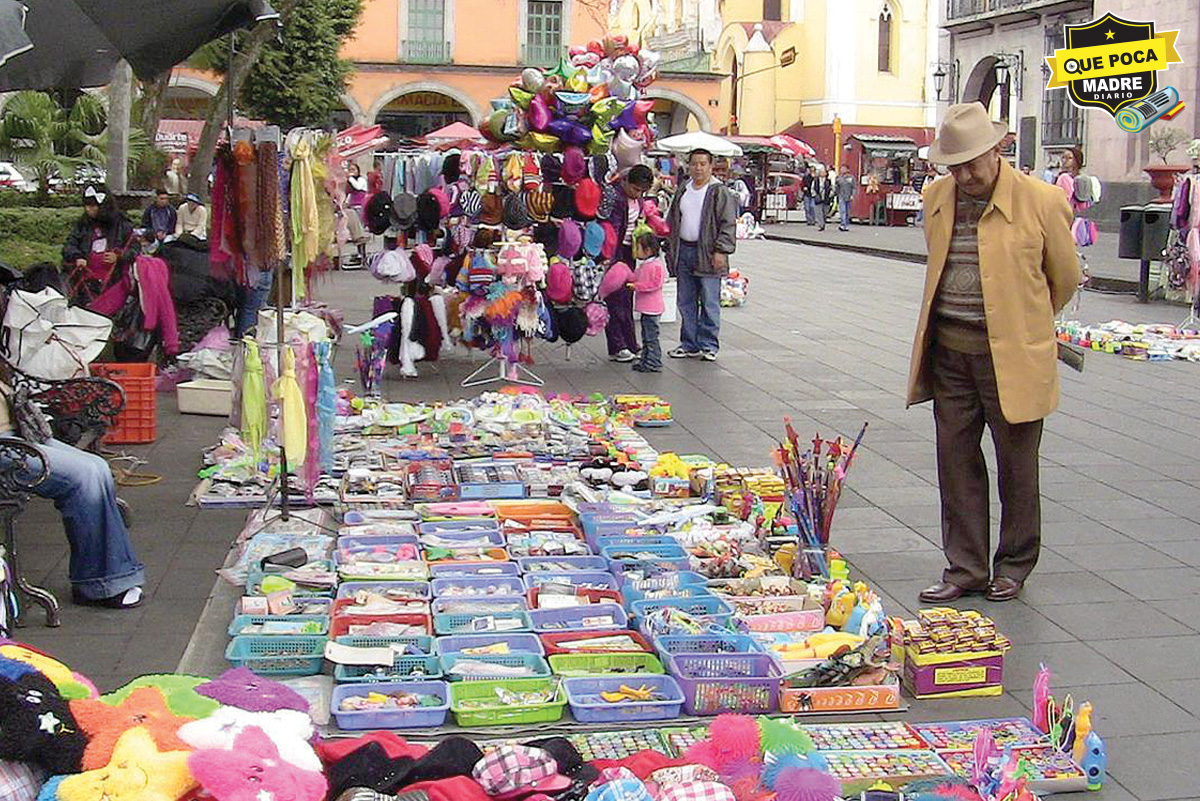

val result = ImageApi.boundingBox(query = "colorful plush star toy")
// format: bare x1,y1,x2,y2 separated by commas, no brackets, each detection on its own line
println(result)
178,707,320,772
0,642,95,700
70,686,196,770
189,725,326,801
102,675,221,719
48,726,197,801
194,667,308,713
0,657,86,774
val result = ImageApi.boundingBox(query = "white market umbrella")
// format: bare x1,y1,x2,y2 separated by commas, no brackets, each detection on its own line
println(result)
656,131,744,158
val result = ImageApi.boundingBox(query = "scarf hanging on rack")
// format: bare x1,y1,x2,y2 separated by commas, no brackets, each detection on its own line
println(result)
210,147,243,283
315,340,336,474
234,140,259,261
271,344,307,470
256,140,284,271
297,341,321,501
240,337,267,456
289,134,319,301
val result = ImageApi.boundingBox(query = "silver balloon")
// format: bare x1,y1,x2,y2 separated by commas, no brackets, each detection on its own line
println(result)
637,50,661,84
612,54,640,82
521,67,546,93
609,76,635,100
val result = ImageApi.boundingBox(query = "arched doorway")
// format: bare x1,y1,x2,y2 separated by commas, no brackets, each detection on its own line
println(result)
370,85,479,142
645,89,713,135
163,76,218,120
962,56,1008,122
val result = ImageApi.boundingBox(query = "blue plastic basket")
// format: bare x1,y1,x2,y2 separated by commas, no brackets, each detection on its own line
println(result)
331,680,450,729
653,633,764,660
609,558,693,577
418,519,502,538
594,535,679,551
432,596,529,615
436,632,545,656
601,543,688,562
337,581,431,601
530,604,628,633
434,610,532,635
334,653,442,683
227,615,329,638
429,561,520,579
516,555,606,574
342,510,420,526
522,571,619,592
439,652,551,681
621,584,714,609
631,595,734,623
564,675,684,723
665,652,782,715
336,534,420,552
430,576,525,598
579,513,641,539
245,566,335,598
618,570,709,591
335,633,435,653
224,635,327,676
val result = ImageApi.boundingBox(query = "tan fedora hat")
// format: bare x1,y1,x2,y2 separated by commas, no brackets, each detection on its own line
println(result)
927,103,1008,166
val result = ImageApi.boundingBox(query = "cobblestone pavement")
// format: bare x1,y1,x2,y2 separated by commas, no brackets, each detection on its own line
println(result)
15,239,1200,800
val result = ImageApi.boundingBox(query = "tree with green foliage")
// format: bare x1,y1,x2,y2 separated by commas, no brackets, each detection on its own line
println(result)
239,0,363,130
0,91,152,197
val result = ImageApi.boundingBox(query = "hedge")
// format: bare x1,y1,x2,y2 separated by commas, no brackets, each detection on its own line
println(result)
0,190,86,209
0,207,140,269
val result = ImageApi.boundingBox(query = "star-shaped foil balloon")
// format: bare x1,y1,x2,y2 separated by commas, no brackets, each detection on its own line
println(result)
194,667,308,714
53,726,197,801
70,686,195,770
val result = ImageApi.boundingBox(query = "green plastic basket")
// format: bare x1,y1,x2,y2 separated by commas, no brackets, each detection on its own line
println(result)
548,652,665,677
449,677,566,727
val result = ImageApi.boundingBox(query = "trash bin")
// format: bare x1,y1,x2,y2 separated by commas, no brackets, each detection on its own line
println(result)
1118,205,1144,259
1141,202,1173,261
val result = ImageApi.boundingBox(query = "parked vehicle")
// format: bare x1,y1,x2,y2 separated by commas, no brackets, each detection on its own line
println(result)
0,162,34,192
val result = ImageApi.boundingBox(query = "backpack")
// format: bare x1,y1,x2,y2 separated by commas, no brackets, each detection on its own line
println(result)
1073,173,1093,204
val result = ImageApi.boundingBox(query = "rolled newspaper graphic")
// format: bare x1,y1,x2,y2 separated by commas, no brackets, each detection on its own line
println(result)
1116,86,1180,132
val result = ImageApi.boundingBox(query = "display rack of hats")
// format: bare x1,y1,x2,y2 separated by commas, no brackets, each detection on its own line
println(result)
354,36,667,384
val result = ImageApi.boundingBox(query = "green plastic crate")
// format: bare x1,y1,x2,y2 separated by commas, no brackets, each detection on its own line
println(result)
449,677,566,727
548,652,665,677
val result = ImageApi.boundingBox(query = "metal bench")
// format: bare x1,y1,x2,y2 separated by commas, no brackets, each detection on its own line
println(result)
0,437,57,626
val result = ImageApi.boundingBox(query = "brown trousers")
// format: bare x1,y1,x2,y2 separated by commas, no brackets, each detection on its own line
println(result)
932,344,1044,588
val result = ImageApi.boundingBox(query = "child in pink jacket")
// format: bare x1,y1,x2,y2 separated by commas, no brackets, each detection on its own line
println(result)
629,233,666,372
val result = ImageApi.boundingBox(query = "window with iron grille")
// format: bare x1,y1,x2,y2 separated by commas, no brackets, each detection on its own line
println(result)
1041,22,1083,144
878,4,894,73
527,0,563,66
404,0,446,64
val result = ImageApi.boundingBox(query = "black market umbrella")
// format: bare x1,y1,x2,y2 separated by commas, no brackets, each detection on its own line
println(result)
0,0,277,91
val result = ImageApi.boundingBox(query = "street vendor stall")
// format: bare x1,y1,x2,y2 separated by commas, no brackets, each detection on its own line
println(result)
846,134,920,225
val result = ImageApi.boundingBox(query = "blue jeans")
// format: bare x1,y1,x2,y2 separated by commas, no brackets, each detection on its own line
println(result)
236,269,274,338
639,314,661,369
804,195,817,224
675,243,722,354
839,199,851,229
23,439,144,599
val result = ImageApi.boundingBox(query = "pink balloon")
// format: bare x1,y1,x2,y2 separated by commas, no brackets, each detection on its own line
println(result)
529,94,552,131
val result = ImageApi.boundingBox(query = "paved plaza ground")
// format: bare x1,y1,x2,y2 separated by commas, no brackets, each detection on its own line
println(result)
12,237,1200,800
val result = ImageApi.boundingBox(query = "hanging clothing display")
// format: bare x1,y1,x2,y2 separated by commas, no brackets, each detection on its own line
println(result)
271,345,307,469
1168,168,1200,305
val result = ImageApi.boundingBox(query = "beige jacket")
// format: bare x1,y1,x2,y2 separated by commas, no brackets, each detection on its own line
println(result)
906,161,1081,424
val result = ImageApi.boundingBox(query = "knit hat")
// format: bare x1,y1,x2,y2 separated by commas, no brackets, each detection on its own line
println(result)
540,154,562,185
582,221,606,257
555,306,588,343
574,177,601,220
562,147,587,185
584,301,609,336
527,188,554,222
473,226,499,250
572,258,602,302
597,184,618,219
533,223,559,256
441,153,461,183
598,260,634,300
591,153,617,184
600,220,618,260
504,191,532,230
393,193,418,229
551,185,575,220
545,259,573,304
459,187,482,219
429,187,450,218
558,218,582,259
365,192,394,235
416,191,441,230
522,154,542,191
502,153,524,192
480,192,504,225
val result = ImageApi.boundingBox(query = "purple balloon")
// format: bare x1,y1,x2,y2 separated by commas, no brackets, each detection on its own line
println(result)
561,120,593,146
546,117,575,139
529,94,552,132
609,102,639,131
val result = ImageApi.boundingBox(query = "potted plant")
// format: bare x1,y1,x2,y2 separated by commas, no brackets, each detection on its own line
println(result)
1144,127,1191,201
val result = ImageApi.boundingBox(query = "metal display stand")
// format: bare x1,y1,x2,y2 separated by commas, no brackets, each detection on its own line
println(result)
461,355,544,388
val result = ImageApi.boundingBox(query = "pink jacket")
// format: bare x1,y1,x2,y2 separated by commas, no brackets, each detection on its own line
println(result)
630,258,666,315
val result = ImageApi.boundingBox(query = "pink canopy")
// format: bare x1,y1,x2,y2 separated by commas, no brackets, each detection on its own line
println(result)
424,121,487,145
769,134,816,158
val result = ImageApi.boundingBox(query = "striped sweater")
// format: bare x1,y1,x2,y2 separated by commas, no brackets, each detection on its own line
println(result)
933,193,991,354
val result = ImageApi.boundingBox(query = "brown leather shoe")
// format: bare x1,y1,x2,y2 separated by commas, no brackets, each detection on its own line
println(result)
918,581,981,603
986,576,1023,602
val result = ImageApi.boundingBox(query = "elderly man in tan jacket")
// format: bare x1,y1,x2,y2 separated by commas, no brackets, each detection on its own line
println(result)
907,103,1080,604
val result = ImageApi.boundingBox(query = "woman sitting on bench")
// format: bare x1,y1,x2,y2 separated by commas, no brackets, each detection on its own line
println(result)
1,385,145,610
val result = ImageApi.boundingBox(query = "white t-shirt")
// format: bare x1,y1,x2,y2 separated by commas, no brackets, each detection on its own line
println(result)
679,180,710,243
622,198,639,246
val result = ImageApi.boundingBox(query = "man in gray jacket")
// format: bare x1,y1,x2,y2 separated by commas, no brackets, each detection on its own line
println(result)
835,165,856,231
666,149,738,361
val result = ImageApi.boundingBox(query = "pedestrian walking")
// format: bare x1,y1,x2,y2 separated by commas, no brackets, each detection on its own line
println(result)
666,149,737,361
604,164,655,362
813,167,833,231
801,166,818,225
835,165,856,231
907,103,1080,604
629,232,666,373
